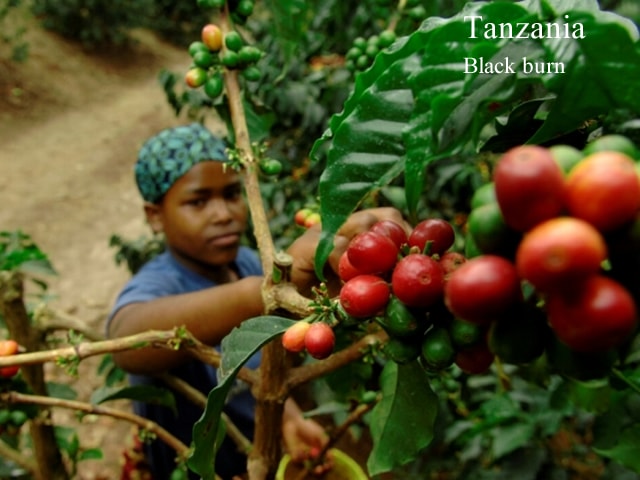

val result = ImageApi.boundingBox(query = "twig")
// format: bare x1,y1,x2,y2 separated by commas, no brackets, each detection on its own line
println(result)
0,391,190,461
32,304,104,341
0,329,182,369
157,373,253,456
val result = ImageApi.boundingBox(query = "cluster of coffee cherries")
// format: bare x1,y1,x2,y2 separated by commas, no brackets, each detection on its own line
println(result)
336,218,487,372
294,207,321,229
196,0,256,25
185,23,263,99
281,218,499,373
345,30,397,73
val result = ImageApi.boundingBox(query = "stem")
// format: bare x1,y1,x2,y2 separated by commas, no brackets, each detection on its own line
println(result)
33,305,103,341
224,67,275,278
157,373,253,455
0,329,181,369
0,271,68,480
0,391,190,462
0,328,262,385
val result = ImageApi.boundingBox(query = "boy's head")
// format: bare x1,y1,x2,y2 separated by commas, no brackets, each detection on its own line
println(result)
135,123,228,204
135,123,248,274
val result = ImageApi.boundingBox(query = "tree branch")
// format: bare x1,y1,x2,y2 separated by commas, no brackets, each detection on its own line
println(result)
0,391,190,461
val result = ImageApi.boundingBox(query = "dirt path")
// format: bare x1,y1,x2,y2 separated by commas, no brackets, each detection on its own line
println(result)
0,24,199,478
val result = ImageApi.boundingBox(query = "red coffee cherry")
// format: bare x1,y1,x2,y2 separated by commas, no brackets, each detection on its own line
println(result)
369,220,409,249
444,255,521,325
339,274,391,318
408,219,455,256
346,231,399,276
338,251,360,282
304,323,336,360
391,254,445,308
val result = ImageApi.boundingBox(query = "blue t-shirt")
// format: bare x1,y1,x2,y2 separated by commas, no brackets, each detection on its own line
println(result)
108,247,263,480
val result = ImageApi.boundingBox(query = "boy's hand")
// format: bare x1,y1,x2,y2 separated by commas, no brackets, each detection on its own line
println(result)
287,207,409,296
282,399,331,474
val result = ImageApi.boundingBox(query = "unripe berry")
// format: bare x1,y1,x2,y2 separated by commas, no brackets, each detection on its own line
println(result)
282,322,311,353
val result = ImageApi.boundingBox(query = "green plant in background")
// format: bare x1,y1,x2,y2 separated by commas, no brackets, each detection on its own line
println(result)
29,0,156,48
0,0,29,61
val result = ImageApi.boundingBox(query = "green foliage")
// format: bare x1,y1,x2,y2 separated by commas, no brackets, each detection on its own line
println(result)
312,0,640,277
142,0,212,47
0,231,56,299
109,233,165,275
0,0,29,61
30,0,155,48
367,361,438,475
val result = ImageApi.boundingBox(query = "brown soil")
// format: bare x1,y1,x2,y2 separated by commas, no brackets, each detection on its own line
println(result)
0,18,197,480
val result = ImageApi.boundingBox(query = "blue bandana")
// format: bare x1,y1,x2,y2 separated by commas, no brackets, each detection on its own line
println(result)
134,123,228,203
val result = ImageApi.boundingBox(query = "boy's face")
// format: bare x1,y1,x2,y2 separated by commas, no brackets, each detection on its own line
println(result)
146,161,248,275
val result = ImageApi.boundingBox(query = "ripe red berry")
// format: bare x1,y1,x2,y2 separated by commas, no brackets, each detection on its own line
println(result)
304,323,336,359
282,321,311,353
444,255,521,325
391,254,445,308
338,251,360,282
369,220,409,249
339,274,391,318
347,231,399,275
0,340,20,378
439,251,467,281
408,219,455,256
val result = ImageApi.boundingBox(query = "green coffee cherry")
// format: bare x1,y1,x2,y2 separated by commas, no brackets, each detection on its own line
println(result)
346,47,362,61
221,50,240,68
204,73,224,99
9,410,27,427
384,337,421,364
407,5,427,21
259,158,283,176
242,66,261,82
238,45,263,64
188,41,209,58
365,44,379,58
193,50,215,69
355,55,370,70
0,409,10,425
236,0,255,17
421,327,455,371
224,31,244,52
378,30,397,48
353,37,367,50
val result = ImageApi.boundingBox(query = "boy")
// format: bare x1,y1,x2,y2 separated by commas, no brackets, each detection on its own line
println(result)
107,122,405,479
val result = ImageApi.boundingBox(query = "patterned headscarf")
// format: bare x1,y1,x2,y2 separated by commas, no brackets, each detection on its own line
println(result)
134,123,228,203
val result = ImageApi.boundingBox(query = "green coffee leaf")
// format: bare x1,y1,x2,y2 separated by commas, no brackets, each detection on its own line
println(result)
367,361,437,476
188,316,295,480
